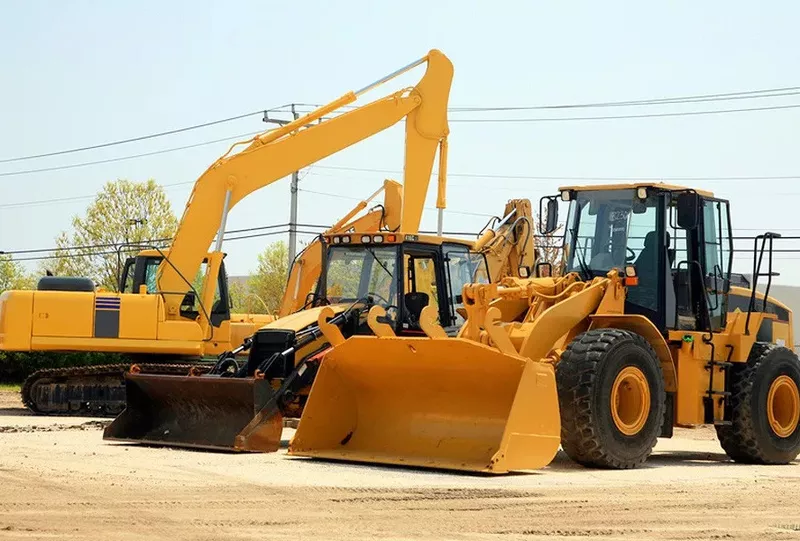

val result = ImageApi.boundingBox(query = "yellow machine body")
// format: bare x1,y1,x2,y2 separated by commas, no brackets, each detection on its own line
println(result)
289,336,560,472
0,49,453,361
104,195,537,451
290,183,800,473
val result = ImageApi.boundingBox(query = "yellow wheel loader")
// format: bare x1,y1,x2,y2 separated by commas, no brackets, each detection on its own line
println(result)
102,198,538,451
290,183,800,473
0,48,455,415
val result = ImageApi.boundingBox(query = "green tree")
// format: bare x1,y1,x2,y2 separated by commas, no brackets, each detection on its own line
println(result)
230,241,288,314
0,255,34,291
45,179,179,291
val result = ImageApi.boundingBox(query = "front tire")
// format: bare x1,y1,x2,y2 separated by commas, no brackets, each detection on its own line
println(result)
556,329,666,469
716,343,800,464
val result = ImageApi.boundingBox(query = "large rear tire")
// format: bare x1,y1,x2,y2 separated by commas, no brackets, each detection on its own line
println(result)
556,328,666,469
716,343,800,464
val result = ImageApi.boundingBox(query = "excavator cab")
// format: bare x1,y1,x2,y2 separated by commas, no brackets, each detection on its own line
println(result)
118,252,232,327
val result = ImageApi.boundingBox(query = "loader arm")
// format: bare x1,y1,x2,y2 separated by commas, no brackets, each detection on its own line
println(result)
158,50,453,324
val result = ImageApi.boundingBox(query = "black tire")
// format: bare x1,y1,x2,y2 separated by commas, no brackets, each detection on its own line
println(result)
556,328,666,469
716,343,800,464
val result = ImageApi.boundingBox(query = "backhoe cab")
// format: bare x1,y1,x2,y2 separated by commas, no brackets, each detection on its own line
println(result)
103,232,492,451
290,183,800,473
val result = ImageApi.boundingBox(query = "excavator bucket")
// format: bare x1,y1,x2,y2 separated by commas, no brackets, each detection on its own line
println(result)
289,336,561,473
103,373,282,451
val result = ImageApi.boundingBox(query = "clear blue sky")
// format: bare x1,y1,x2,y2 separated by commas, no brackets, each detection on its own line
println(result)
1,1,799,281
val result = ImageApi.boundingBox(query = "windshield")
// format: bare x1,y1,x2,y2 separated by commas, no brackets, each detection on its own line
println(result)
565,189,658,275
324,246,398,307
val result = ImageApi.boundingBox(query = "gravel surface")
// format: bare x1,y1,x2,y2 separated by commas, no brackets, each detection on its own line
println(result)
1,389,799,540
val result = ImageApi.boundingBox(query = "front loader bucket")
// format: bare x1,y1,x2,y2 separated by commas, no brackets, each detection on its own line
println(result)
103,373,282,452
289,337,561,473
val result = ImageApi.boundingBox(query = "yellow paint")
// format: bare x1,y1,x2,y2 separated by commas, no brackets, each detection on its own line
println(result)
767,375,799,438
32,292,94,338
289,336,560,473
610,366,650,436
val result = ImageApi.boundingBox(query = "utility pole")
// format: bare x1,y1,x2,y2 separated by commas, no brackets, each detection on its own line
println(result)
288,104,300,265
263,105,301,267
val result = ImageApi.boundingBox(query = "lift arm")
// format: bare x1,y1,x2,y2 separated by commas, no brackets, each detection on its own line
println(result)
157,50,453,323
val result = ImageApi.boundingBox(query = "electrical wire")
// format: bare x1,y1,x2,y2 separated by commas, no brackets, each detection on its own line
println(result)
0,105,293,164
448,103,800,123
297,188,495,217
311,164,800,183
0,130,266,179
8,228,291,262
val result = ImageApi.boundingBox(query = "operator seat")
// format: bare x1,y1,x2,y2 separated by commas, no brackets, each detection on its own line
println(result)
404,292,429,327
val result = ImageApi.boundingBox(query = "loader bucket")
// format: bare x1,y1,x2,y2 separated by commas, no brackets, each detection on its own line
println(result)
103,373,282,452
289,336,561,473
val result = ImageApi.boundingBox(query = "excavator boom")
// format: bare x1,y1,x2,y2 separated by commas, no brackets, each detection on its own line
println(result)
160,50,452,325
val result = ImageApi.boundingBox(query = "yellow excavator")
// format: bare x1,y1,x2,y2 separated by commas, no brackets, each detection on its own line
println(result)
290,183,800,473
102,197,538,451
0,48,454,415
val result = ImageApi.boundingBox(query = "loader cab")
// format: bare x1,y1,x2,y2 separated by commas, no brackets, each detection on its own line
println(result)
557,185,732,335
119,253,231,327
319,234,489,336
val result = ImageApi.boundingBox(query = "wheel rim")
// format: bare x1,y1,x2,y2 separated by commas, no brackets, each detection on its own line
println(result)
610,366,651,436
767,375,800,438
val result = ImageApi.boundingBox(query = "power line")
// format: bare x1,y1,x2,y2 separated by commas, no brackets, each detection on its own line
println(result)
5,85,800,169
2,223,291,256
447,88,800,111
0,130,265,179
0,181,195,209
291,86,800,114
0,106,293,164
311,165,800,183
297,188,495,218
448,103,800,123
9,228,292,262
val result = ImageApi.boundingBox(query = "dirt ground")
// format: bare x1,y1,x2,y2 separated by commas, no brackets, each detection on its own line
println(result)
1,390,799,540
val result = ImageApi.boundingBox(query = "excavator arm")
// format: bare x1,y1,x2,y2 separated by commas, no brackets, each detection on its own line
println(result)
159,50,453,325
474,199,538,282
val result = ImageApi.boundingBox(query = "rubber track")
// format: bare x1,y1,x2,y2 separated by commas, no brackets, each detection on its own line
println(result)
21,362,212,416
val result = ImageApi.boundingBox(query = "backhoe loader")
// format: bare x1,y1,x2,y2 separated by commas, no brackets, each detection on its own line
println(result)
290,183,800,473
102,198,538,451
0,48,454,415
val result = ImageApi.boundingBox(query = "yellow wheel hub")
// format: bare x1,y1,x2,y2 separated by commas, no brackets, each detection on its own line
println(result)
610,366,650,436
767,375,800,438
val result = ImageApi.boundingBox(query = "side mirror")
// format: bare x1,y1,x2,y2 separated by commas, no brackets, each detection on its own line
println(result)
677,192,701,230
539,196,559,234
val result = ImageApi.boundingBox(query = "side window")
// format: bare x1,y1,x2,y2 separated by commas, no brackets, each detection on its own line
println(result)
121,261,135,293
444,246,489,327
627,205,657,266
180,261,220,316
144,259,160,293
703,199,731,329
411,257,439,314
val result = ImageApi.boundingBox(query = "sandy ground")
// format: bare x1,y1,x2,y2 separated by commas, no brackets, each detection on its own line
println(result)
1,390,799,540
